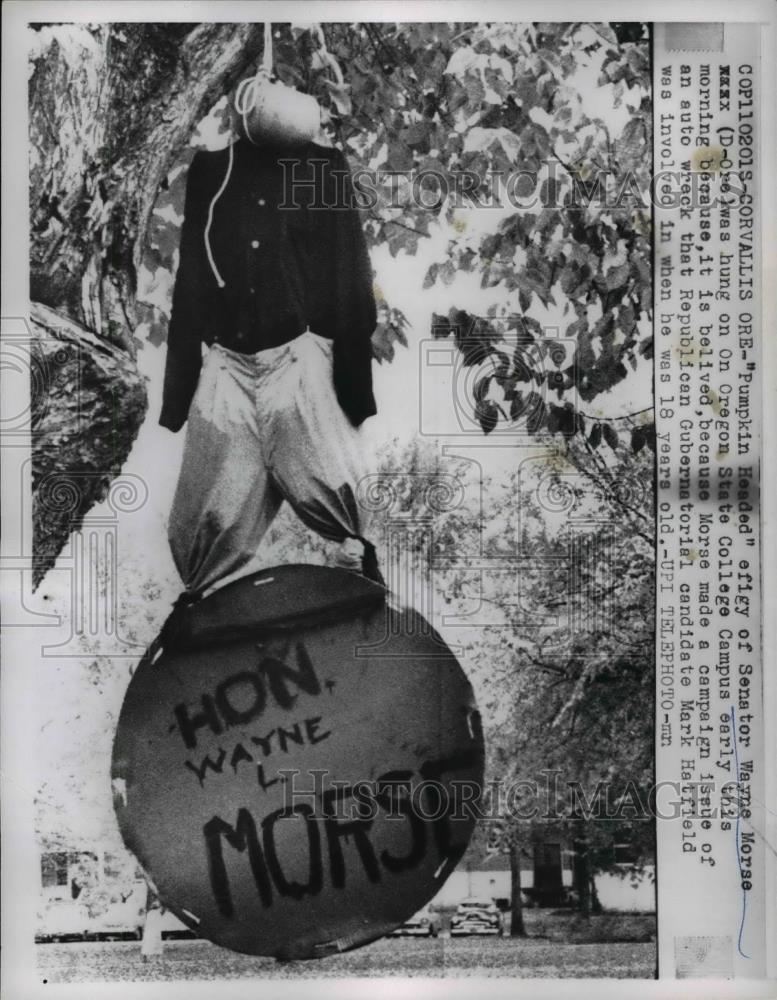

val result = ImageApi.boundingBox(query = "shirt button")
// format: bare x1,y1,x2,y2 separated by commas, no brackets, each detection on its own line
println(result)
258,198,266,207
251,239,260,249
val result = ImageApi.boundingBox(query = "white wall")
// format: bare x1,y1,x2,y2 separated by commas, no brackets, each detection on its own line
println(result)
594,866,655,913
433,865,655,912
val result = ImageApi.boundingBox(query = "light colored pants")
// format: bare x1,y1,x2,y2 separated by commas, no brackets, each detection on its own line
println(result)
168,330,366,595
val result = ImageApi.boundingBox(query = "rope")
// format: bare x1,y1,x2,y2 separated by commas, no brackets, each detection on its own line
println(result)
203,140,233,289
203,23,345,289
234,22,273,148
311,24,344,86
262,20,273,75
204,23,272,287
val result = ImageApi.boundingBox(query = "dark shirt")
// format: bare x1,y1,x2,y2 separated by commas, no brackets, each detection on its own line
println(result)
159,138,377,432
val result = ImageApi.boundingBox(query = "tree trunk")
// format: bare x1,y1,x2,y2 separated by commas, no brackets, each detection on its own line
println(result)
30,302,147,585
28,22,264,586
572,830,592,919
509,840,527,937
590,873,603,914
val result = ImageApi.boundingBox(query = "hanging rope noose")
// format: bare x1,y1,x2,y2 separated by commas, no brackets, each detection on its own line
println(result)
204,23,346,287
310,24,348,155
310,24,345,89
204,23,273,287
203,142,233,289
234,22,274,142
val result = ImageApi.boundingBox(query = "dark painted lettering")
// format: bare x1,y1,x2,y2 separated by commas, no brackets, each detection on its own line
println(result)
420,749,481,858
203,809,273,917
322,786,381,888
185,747,226,786
174,645,322,749
230,743,253,773
351,780,380,822
304,716,331,745
376,770,413,818
261,805,323,901
374,769,427,873
174,695,222,750
250,730,275,756
258,643,321,710
277,723,304,753
257,763,280,792
379,794,427,873
201,750,480,914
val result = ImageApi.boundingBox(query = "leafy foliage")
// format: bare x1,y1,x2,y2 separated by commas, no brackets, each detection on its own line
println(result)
317,22,653,447
138,22,653,451
479,444,655,900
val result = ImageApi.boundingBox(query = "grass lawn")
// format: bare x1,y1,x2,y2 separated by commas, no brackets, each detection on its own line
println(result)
37,934,656,983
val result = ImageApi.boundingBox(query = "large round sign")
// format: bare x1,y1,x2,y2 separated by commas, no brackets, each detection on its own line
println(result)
112,566,484,959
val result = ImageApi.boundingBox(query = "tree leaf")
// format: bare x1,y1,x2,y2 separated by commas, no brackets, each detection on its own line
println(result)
371,323,396,363
509,392,525,422
512,354,533,383
605,261,630,291
322,79,352,116
474,376,491,402
401,121,432,152
476,399,499,434
385,140,414,171
424,263,440,289
602,423,620,450
526,397,546,434
431,313,451,338
631,425,645,453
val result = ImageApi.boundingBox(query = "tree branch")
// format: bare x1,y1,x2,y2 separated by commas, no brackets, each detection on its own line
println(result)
369,209,432,240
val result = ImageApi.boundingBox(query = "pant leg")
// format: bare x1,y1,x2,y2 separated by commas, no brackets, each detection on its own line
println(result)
260,331,366,543
167,346,283,595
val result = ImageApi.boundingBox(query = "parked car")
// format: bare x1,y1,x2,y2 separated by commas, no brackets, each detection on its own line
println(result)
389,905,441,937
36,900,91,943
35,890,198,943
449,897,505,936
83,891,145,942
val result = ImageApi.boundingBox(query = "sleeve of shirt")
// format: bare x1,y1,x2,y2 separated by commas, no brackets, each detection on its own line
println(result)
329,148,378,427
159,151,211,432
